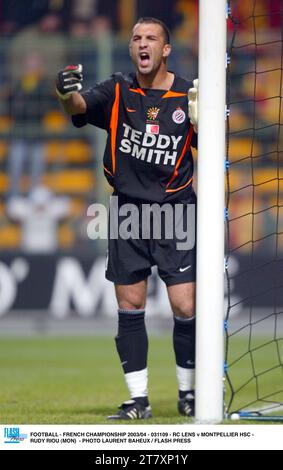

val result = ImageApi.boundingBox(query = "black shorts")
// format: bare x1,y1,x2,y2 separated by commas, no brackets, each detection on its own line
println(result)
105,191,196,286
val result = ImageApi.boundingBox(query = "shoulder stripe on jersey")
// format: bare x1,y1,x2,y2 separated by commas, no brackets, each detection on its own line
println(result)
165,126,194,189
162,91,187,99
129,87,146,96
110,82,120,174
165,177,193,193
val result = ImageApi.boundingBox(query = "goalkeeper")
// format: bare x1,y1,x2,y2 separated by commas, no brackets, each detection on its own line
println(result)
56,17,198,420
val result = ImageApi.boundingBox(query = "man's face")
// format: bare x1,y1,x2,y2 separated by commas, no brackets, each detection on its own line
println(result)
129,23,171,75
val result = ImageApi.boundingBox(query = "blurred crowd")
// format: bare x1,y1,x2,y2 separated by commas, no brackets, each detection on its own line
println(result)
0,0,280,38
0,0,188,37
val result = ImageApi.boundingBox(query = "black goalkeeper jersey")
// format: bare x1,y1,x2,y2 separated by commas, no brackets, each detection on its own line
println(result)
72,72,197,203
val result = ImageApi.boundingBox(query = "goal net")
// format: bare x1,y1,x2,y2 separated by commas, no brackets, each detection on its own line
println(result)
225,0,283,420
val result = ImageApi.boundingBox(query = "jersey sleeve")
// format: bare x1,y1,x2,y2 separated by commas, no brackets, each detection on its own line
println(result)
71,76,116,131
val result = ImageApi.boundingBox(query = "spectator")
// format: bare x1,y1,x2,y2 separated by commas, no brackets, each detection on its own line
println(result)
8,13,67,81
6,185,70,253
2,52,56,198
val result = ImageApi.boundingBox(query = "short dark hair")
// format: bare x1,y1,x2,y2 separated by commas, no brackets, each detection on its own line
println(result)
135,17,170,44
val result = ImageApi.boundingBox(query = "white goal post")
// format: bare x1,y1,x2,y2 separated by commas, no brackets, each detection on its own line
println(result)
195,0,227,423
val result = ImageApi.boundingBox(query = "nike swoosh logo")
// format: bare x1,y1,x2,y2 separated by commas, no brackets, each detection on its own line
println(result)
126,107,136,112
186,359,195,365
121,361,128,366
179,265,191,272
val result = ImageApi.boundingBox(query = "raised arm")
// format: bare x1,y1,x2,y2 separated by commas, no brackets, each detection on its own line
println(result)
56,64,86,115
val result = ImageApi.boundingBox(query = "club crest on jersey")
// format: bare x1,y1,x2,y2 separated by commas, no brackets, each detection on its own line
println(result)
147,107,160,120
172,107,186,124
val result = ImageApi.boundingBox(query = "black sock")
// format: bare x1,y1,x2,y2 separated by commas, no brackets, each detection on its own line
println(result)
173,316,196,399
173,316,196,368
115,309,148,375
133,396,149,407
179,390,195,400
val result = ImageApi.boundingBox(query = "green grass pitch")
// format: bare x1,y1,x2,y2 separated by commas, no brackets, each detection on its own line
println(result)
0,336,281,424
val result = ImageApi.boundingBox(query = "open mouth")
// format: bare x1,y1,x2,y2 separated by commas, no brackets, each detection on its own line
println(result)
139,52,150,67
